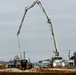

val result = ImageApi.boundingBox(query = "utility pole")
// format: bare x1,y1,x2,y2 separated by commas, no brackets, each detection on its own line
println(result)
23,51,25,59
68,50,70,60
28,58,30,63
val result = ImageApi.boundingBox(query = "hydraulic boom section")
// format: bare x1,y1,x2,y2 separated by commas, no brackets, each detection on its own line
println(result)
17,0,59,59
36,0,59,57
17,1,37,35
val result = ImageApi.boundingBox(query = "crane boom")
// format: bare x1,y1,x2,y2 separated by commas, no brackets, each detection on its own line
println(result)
17,0,59,60
17,1,37,59
17,1,36,35
37,1,59,56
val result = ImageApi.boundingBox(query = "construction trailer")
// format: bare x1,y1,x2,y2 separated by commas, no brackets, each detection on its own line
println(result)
38,59,52,68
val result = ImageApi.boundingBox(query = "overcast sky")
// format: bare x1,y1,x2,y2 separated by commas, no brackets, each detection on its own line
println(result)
0,0,76,62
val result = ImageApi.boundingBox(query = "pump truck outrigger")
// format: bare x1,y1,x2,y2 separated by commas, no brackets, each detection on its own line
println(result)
15,0,65,69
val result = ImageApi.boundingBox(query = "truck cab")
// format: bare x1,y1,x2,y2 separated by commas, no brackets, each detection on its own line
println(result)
52,57,65,67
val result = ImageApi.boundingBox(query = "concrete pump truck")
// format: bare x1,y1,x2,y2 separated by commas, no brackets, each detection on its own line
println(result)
15,0,65,69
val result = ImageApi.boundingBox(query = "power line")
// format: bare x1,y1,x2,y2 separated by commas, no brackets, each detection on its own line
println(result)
0,49,76,55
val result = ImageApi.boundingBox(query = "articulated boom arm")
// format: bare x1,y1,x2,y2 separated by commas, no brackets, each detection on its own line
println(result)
17,0,59,58
17,1,37,35
37,1,59,56
17,1,36,60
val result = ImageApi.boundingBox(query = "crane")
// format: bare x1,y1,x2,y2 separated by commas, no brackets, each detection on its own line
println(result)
17,0,59,57
16,0,65,68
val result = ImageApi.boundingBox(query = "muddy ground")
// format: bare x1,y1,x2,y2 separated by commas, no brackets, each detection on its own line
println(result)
0,68,76,75
0,72,76,75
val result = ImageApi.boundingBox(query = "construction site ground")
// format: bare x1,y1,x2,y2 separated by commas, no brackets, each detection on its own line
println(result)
0,68,76,75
